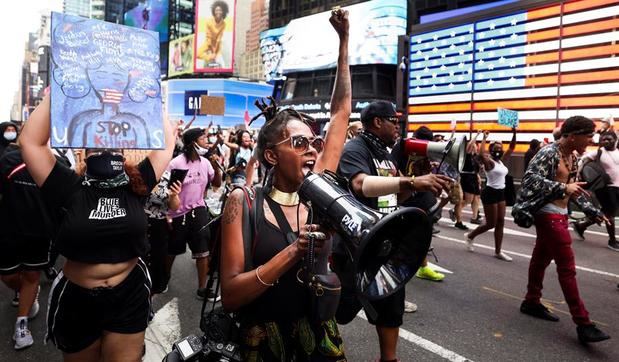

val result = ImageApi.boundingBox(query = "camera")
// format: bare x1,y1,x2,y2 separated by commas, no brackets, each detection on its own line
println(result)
163,334,242,362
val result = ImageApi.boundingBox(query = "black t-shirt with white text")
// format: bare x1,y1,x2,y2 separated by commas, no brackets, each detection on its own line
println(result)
41,159,157,264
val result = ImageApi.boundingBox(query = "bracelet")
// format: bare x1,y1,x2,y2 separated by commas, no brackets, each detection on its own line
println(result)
410,175,416,191
255,265,275,287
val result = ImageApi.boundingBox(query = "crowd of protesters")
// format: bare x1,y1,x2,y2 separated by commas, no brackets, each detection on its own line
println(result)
1,11,618,362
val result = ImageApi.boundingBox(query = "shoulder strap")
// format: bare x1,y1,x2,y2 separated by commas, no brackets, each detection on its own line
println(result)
264,195,297,245
597,148,603,161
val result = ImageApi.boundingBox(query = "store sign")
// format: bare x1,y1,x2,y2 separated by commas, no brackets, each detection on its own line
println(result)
184,90,208,116
282,99,389,121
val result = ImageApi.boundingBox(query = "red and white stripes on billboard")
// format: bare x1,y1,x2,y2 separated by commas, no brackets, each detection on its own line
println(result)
408,0,619,150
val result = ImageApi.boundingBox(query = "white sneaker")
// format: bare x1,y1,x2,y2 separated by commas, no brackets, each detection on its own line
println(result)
495,252,513,262
404,301,418,313
13,319,33,350
465,233,474,252
28,286,40,319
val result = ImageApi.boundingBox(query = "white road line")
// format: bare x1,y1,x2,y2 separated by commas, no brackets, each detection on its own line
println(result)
144,297,181,362
434,234,619,279
357,311,473,362
427,262,454,274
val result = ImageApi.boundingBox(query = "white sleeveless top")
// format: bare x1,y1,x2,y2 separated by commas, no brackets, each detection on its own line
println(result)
485,160,508,189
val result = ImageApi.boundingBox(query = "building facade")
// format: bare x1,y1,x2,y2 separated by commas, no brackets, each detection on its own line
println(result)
63,0,92,18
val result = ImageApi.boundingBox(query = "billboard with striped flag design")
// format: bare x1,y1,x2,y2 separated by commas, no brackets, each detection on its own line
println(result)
408,0,619,151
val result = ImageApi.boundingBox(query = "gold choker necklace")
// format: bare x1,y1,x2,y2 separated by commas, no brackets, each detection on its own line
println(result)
268,187,299,206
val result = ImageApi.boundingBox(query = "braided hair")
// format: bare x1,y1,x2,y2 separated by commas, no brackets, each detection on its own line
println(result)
250,97,315,169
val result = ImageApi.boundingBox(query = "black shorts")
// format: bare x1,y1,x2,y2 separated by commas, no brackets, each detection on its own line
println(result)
460,173,480,195
169,206,210,258
0,236,51,275
365,287,406,328
481,186,505,205
46,259,151,353
595,186,619,214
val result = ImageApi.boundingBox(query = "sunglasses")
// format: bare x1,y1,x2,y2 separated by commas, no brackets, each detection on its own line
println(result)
381,116,400,125
271,135,325,154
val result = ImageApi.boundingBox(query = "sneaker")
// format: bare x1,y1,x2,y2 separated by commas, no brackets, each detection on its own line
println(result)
28,287,40,319
571,221,586,240
454,222,469,230
404,301,418,313
197,288,221,302
470,216,483,225
494,252,513,262
577,324,610,344
11,292,19,307
13,319,33,350
448,208,456,222
415,266,445,281
520,301,560,322
608,240,619,252
464,233,474,252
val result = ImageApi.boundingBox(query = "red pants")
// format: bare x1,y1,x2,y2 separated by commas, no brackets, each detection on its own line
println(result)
525,213,591,325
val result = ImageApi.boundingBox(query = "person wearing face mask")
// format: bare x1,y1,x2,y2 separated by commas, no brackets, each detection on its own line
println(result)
18,94,176,361
165,127,222,301
572,131,619,251
0,122,19,156
465,128,516,261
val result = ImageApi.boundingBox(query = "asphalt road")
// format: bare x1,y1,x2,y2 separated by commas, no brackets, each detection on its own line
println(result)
1,207,617,361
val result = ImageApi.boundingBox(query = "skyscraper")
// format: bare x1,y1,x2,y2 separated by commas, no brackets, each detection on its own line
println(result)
63,0,91,18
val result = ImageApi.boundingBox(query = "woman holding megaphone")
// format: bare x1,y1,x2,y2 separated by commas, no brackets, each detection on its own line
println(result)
465,128,516,261
220,9,350,361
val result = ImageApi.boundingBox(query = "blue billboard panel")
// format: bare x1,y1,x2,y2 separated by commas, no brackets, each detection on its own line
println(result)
50,12,163,149
124,0,169,42
167,79,274,128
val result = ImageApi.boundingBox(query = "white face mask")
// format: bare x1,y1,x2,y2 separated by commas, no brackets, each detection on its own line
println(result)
194,144,209,156
3,132,16,141
208,136,217,144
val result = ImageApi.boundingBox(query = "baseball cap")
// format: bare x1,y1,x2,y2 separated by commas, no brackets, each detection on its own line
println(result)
182,128,205,145
360,101,397,125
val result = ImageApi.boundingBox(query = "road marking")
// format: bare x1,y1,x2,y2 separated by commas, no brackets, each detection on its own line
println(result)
357,311,473,362
144,297,181,362
434,234,619,279
481,286,608,327
427,262,454,274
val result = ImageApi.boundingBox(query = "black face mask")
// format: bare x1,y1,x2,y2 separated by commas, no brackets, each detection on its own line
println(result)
86,152,125,179
491,150,504,160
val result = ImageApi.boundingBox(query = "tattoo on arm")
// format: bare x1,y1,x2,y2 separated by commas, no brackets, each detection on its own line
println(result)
222,194,242,225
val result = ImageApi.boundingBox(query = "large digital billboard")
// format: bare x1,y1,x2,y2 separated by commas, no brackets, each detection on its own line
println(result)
167,79,273,128
259,0,406,78
408,0,619,150
124,0,169,42
195,0,236,73
169,34,195,77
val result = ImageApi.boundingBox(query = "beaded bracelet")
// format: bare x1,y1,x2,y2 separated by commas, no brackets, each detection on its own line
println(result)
255,265,275,287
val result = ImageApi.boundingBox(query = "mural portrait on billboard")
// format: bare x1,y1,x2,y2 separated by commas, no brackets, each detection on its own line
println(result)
195,0,236,73
169,34,195,76
50,12,163,149
259,27,285,82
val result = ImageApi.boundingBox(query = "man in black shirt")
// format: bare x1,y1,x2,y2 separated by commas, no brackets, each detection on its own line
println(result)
337,101,452,362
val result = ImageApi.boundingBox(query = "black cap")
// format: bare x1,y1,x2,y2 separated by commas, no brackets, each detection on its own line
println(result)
182,128,205,145
360,101,397,125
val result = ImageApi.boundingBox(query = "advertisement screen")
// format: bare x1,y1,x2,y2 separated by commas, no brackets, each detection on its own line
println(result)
407,0,619,151
261,0,406,75
194,0,236,73
169,34,195,77
124,0,169,42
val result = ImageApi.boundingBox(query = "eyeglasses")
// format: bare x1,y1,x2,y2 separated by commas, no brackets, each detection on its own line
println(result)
381,116,400,125
271,135,325,154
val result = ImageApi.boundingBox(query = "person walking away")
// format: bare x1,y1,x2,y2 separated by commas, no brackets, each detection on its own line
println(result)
514,116,610,344
459,131,483,224
571,131,618,250
465,128,516,261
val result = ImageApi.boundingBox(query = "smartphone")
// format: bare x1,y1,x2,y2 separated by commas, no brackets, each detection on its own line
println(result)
168,169,188,188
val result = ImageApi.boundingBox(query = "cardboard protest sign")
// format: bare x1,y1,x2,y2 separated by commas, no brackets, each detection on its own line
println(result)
50,12,163,149
200,95,225,115
497,108,519,129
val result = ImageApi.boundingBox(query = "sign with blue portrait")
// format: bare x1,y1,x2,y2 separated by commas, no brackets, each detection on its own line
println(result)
50,12,163,149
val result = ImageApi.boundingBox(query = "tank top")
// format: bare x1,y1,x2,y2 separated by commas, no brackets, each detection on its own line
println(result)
485,159,508,189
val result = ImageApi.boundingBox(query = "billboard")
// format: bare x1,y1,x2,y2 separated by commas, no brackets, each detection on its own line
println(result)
167,79,273,128
195,0,236,73
124,0,169,42
169,34,195,77
407,0,619,151
259,0,406,78
50,12,162,149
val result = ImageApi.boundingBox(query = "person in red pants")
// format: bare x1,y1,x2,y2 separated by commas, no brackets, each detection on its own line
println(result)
513,116,610,344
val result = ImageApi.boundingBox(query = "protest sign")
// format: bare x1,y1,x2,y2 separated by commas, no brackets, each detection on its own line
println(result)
50,12,163,149
497,108,519,128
